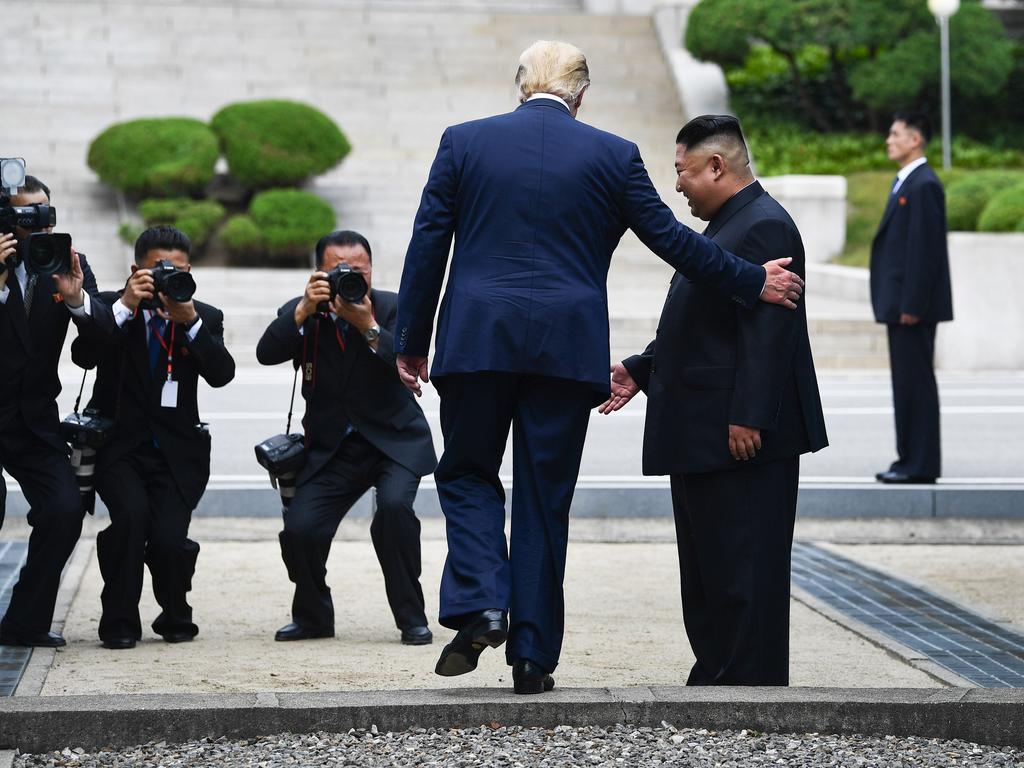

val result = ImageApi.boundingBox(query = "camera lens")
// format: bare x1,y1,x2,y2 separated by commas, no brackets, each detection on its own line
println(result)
162,270,197,303
25,233,72,276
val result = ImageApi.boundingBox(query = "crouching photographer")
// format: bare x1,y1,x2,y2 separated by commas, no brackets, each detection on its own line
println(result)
256,230,437,646
70,226,235,650
0,168,115,649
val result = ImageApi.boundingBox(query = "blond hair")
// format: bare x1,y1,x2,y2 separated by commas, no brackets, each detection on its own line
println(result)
515,40,590,105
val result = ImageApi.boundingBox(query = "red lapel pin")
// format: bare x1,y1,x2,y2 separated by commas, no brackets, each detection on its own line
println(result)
52,293,64,303
898,196,908,206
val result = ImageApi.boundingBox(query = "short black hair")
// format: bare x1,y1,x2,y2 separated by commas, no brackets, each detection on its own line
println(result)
134,225,191,264
0,175,51,207
893,111,933,145
675,115,748,153
315,230,372,268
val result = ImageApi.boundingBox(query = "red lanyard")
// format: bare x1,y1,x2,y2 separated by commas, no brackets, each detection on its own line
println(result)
151,315,176,382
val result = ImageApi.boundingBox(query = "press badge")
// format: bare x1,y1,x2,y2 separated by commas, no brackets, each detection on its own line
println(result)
161,380,179,408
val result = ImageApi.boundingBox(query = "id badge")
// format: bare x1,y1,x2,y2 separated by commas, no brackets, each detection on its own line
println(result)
160,380,179,408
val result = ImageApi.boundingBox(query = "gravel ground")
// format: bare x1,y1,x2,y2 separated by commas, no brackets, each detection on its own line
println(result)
13,725,1024,767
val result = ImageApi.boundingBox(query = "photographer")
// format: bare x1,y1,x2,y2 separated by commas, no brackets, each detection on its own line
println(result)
0,175,114,648
257,230,437,645
71,226,235,649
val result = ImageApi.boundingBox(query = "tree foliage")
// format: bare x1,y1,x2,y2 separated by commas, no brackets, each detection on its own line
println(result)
686,0,1014,134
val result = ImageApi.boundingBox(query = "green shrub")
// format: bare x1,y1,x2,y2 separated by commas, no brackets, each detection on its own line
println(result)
88,118,219,197
1016,217,1024,233
946,172,1024,231
210,100,351,189
221,215,264,256
249,188,335,260
117,221,145,247
138,197,226,248
978,184,1024,232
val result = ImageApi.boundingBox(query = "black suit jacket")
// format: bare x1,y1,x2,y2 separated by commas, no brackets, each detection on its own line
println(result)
71,292,236,510
256,288,437,485
0,254,114,452
624,182,828,475
870,162,953,324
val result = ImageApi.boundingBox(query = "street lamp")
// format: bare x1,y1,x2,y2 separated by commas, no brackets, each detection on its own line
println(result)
928,0,960,170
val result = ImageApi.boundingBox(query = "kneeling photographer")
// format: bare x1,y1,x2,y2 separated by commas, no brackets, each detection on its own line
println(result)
256,230,437,646
71,225,235,649
0,168,115,649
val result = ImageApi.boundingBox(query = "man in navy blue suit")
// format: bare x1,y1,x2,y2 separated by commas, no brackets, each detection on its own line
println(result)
871,112,953,484
394,40,805,694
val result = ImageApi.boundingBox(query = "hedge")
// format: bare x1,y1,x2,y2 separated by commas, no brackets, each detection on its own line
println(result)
137,197,227,249
248,188,336,260
88,118,219,197
210,100,351,189
946,171,1024,231
220,215,263,256
978,184,1024,232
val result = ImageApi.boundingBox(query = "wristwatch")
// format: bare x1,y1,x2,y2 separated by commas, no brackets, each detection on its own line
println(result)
362,323,381,343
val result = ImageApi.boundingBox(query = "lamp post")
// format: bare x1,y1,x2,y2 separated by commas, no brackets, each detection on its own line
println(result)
928,0,960,170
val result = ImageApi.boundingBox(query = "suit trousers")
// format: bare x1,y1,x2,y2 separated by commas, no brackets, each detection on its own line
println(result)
886,323,941,478
94,441,200,640
0,415,84,636
279,432,427,631
434,372,593,673
671,456,800,686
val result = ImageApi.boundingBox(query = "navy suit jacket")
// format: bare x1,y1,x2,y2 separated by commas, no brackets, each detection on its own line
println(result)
395,98,768,400
624,182,828,475
870,162,953,324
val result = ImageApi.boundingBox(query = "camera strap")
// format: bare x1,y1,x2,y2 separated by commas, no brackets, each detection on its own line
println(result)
72,368,88,416
286,365,298,434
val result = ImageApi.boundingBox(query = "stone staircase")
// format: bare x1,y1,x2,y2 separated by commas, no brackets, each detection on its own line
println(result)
6,0,885,369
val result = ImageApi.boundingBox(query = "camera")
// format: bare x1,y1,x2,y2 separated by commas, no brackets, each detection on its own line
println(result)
141,259,197,310
255,432,307,508
59,408,116,496
1,158,73,276
326,263,368,304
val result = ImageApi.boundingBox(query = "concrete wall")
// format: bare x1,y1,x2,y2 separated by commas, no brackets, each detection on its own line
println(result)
936,233,1024,370
760,175,848,263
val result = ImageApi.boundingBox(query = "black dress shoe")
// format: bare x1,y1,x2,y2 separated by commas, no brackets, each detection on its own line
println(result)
101,637,137,650
274,622,335,642
401,626,433,646
0,630,67,648
161,631,196,644
434,609,507,677
512,659,555,695
875,470,936,484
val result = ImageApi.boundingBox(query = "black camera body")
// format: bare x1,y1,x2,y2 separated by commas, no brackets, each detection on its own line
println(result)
0,203,72,277
140,259,197,310
255,432,307,508
326,263,368,304
60,408,116,497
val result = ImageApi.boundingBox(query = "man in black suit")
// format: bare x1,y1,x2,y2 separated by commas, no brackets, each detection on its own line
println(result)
71,226,235,649
0,175,114,648
257,230,437,646
871,111,953,485
603,116,828,685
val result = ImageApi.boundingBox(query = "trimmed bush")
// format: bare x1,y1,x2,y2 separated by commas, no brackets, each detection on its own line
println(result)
946,171,1024,231
138,197,227,249
978,184,1024,232
88,118,219,197
117,221,145,247
210,100,351,189
221,215,264,256
249,188,336,260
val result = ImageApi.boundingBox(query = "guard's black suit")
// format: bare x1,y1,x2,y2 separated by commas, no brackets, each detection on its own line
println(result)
256,288,437,633
71,291,235,641
870,162,953,479
0,255,114,639
624,182,828,685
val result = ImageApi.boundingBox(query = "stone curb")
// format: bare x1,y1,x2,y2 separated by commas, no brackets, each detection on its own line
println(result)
1,687,1022,754
5,485,1024,520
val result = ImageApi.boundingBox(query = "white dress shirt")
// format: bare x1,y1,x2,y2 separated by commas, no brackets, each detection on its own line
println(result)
112,298,203,342
526,92,571,111
892,157,928,196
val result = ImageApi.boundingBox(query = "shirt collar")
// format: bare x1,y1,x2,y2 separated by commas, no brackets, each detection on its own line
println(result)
526,92,571,111
897,156,928,183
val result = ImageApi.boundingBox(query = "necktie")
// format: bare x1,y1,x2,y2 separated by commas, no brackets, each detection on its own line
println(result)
148,315,167,373
23,274,37,317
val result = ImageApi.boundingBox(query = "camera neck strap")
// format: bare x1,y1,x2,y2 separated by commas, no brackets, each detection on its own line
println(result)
286,364,298,435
